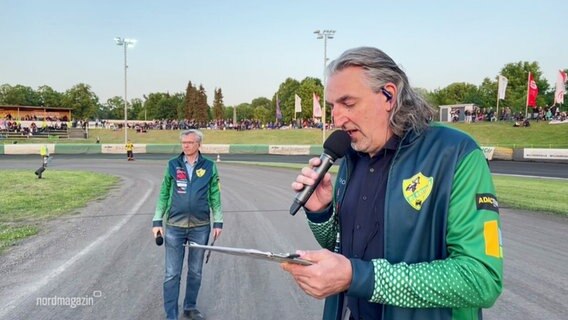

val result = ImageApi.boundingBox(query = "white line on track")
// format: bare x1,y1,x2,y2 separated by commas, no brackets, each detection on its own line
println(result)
0,178,155,319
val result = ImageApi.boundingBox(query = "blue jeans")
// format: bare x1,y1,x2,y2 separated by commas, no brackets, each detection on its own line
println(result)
163,225,210,320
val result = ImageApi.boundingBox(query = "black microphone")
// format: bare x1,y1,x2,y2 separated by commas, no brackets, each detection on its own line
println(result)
155,231,164,246
289,130,351,216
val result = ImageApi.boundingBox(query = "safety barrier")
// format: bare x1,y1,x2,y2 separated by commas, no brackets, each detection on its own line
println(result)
1,144,566,163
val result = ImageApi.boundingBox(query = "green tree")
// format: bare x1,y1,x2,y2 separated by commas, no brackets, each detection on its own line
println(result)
96,104,112,120
500,61,550,115
213,88,225,120
431,82,479,106
0,84,10,104
157,93,176,120
274,78,300,123
130,98,145,120
104,96,126,119
253,105,271,124
0,84,41,106
250,97,272,123
224,106,235,121
184,81,197,120
235,103,253,121
250,97,271,110
144,92,176,120
162,93,184,120
477,78,498,110
193,85,209,125
62,83,100,119
170,92,186,120
37,85,64,108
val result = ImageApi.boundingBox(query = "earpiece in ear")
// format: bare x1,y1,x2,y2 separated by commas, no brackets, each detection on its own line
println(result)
381,87,393,102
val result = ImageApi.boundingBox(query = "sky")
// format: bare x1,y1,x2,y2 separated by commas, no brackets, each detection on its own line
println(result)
1,0,566,106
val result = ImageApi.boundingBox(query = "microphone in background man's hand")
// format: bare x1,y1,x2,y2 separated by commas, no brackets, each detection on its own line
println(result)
155,230,164,246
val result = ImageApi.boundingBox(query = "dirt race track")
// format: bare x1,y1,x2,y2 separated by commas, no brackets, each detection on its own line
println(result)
0,157,566,320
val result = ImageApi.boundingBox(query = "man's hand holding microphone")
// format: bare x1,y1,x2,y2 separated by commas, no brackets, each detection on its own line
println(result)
283,130,354,299
153,227,164,246
290,156,334,212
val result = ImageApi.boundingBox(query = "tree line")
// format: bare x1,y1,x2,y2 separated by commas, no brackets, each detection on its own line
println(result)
1,60,566,124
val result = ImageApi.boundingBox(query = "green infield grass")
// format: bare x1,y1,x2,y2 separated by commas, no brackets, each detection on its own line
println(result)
0,169,119,252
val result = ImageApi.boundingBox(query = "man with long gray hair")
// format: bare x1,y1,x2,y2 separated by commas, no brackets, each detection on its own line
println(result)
283,47,503,320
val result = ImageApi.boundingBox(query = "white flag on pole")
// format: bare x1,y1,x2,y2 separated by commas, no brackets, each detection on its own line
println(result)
294,94,302,113
554,70,567,105
498,75,508,100
312,93,322,118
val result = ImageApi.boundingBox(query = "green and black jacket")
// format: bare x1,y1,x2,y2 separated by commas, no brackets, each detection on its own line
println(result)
153,152,222,229
306,124,503,320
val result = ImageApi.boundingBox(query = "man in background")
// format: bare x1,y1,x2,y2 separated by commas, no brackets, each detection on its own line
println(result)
152,129,223,320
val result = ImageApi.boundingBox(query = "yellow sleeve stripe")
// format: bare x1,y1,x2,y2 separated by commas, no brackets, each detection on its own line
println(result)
484,220,502,258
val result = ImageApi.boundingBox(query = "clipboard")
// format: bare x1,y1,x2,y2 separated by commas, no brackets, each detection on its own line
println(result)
186,242,313,266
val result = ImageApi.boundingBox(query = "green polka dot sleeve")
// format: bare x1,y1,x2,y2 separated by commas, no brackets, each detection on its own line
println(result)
307,213,338,251
370,257,501,308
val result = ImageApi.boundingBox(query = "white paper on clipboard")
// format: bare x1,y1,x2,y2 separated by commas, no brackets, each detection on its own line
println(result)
186,242,313,266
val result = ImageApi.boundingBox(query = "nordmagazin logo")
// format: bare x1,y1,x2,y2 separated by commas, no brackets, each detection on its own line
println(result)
36,290,101,308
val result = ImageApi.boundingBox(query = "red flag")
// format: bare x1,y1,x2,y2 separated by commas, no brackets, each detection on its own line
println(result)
312,93,322,118
527,72,538,108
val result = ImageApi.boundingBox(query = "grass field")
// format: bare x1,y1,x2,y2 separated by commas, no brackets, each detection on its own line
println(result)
3,121,568,148
450,122,568,148
0,170,119,252
493,175,568,214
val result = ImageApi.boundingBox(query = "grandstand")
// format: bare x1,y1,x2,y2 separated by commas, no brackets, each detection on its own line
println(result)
0,105,81,140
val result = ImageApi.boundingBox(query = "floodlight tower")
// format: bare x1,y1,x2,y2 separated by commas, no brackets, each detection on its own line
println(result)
314,29,335,143
114,37,137,144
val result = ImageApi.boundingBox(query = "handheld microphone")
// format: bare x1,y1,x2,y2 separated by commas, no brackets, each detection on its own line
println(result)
155,231,164,246
289,130,351,216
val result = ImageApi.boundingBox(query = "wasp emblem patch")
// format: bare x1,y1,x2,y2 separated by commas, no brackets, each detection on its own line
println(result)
402,172,433,211
196,168,206,178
